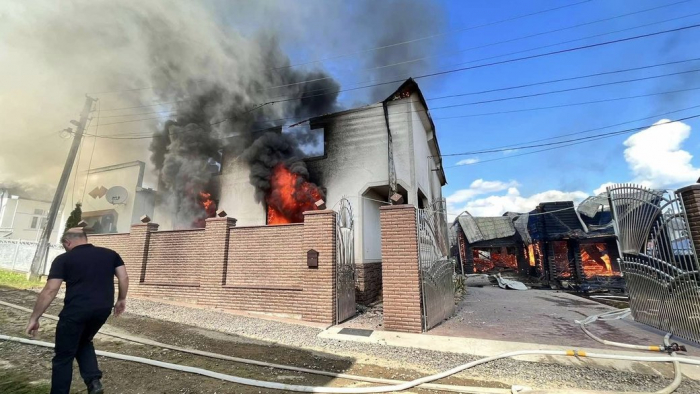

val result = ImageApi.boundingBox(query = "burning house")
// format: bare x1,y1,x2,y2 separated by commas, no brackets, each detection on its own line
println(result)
453,195,622,291
153,78,447,304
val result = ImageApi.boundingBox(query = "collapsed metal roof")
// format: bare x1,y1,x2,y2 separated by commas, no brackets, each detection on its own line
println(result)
454,197,618,246
457,212,516,244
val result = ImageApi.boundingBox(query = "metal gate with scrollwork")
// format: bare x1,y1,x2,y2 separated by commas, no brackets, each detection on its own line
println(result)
608,184,700,344
336,198,356,323
417,200,455,331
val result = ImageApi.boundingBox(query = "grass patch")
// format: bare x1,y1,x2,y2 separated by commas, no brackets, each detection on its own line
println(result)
0,369,51,394
0,269,42,290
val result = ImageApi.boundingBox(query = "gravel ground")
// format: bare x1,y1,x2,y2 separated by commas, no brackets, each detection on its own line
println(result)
122,297,700,393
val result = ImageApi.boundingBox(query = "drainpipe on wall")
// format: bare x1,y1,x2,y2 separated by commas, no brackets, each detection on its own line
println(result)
382,101,398,204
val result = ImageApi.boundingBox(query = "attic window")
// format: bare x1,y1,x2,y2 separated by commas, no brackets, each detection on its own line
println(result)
284,124,325,159
207,149,223,174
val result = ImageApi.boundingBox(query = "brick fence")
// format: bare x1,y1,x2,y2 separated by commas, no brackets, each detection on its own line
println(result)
89,210,337,324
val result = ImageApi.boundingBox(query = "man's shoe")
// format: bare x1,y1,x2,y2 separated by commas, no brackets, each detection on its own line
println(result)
87,379,104,394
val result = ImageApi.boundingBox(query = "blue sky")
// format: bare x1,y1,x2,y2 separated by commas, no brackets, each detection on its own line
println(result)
275,0,700,216
3,0,698,217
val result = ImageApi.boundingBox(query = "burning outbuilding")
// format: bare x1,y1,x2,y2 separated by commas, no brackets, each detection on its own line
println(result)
453,196,623,292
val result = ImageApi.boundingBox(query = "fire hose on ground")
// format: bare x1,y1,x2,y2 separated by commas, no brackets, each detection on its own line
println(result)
575,308,684,394
1,300,699,393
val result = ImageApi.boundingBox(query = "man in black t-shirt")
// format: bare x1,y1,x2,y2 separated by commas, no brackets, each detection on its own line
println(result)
26,228,129,394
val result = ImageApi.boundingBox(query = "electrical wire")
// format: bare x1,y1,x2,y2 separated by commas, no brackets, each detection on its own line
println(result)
76,85,700,141
95,19,700,115
86,1,595,96
88,66,700,129
262,10,700,102
431,68,700,110
263,1,697,92
441,114,700,158
427,58,700,101
80,101,101,204
274,0,594,71
443,103,700,155
441,117,700,169
90,56,700,122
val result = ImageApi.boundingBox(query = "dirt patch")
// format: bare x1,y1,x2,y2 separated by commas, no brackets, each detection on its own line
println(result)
0,286,509,393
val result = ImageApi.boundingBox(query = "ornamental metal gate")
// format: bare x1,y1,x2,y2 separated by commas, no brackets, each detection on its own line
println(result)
417,200,455,331
608,184,700,344
336,198,356,323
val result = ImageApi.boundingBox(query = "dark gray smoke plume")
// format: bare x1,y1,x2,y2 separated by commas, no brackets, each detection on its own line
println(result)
243,132,316,203
358,0,444,101
148,33,340,227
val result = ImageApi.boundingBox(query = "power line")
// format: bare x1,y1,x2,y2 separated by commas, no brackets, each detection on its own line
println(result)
442,115,700,167
264,1,696,92
89,66,700,128
433,86,700,119
430,68,700,110
86,1,594,96
80,100,101,203
446,103,700,155
263,10,700,102
272,0,594,71
94,16,700,115
427,58,700,101
76,85,700,140
90,55,700,124
256,23,700,107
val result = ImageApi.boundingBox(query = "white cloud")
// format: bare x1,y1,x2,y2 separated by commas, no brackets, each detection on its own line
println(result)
446,179,587,221
624,119,699,188
446,179,518,206
594,119,700,193
594,182,615,195
455,158,480,166
503,149,519,155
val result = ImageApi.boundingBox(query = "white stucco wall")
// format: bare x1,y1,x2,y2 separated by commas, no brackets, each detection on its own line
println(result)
307,104,390,265
59,161,149,235
217,154,266,226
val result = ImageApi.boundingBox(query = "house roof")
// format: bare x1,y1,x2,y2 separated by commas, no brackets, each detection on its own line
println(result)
456,212,517,244
309,78,447,186
384,78,446,186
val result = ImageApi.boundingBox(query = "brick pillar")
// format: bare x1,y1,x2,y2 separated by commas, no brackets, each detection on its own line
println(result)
128,223,158,284
677,184,700,255
302,210,336,324
200,217,236,308
380,205,423,333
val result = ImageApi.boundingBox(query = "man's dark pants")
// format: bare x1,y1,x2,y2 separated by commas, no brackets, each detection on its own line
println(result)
51,308,111,394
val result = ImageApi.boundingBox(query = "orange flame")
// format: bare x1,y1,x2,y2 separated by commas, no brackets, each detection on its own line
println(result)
266,164,323,225
193,192,217,228
580,243,616,277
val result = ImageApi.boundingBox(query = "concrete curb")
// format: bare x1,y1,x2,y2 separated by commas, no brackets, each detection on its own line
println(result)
319,327,700,380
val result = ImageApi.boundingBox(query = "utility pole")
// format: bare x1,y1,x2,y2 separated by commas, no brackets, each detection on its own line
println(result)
28,95,96,280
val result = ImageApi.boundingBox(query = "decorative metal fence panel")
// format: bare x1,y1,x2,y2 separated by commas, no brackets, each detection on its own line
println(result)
336,198,356,324
608,184,700,344
0,239,64,275
417,200,455,331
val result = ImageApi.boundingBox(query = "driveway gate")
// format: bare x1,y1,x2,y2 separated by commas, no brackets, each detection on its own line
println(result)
417,200,455,331
336,198,356,323
608,184,700,344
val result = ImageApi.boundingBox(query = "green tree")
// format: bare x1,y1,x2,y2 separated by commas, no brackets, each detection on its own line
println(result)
64,203,82,230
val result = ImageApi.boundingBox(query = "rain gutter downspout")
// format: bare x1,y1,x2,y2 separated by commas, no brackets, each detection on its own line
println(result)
382,101,398,204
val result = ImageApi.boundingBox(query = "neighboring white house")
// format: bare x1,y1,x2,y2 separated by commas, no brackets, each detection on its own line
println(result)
57,161,156,236
0,190,60,242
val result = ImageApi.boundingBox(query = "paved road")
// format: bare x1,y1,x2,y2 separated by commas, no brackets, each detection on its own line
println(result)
430,286,699,352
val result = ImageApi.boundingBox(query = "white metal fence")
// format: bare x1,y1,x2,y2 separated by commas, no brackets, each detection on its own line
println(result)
0,239,64,275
